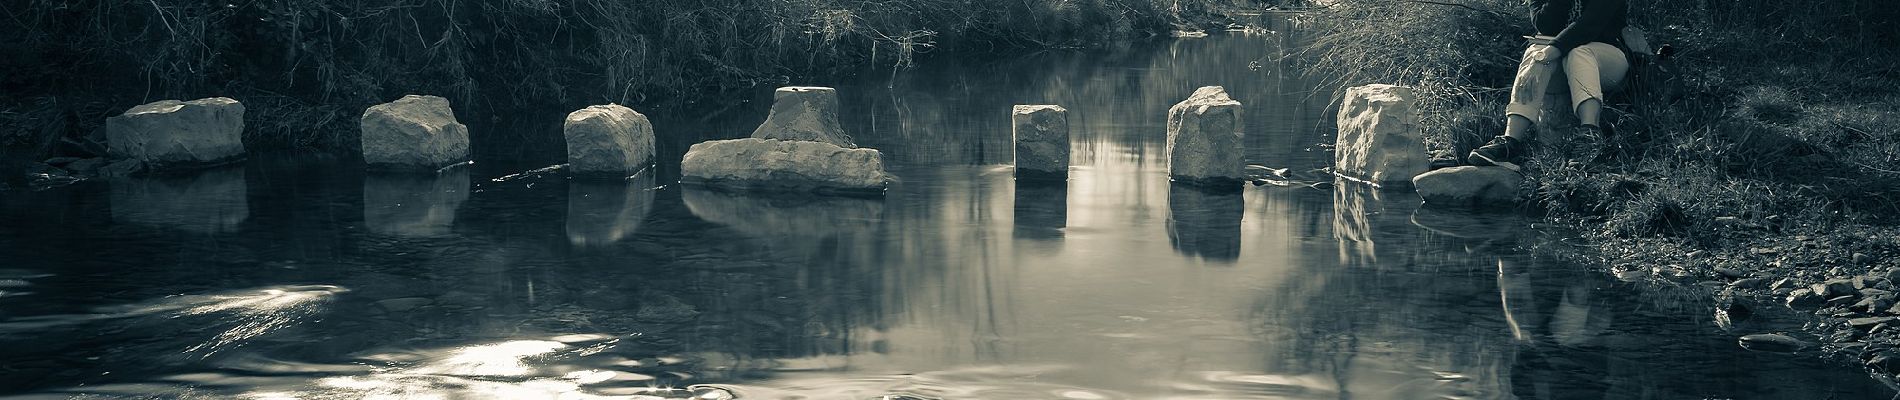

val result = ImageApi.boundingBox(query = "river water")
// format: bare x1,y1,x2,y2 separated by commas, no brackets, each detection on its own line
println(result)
0,25,1890,399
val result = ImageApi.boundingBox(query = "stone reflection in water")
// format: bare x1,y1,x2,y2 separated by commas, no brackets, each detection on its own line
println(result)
1166,183,1243,262
1012,181,1067,241
1331,182,1417,268
109,166,248,232
362,168,470,237
681,188,883,240
566,173,657,248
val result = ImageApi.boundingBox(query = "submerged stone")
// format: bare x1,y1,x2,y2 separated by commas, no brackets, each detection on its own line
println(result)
1012,105,1070,182
1412,166,1522,207
564,104,655,176
751,86,855,148
1738,333,1810,352
375,297,434,312
106,97,246,168
1166,86,1245,187
1334,84,1426,187
680,138,892,194
360,95,470,170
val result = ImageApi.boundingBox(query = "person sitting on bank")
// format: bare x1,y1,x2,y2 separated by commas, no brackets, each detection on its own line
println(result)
1468,0,1629,171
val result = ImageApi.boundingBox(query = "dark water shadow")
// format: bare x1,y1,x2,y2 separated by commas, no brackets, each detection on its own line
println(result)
681,188,884,241
566,173,658,249
110,166,249,233
362,168,471,237
1167,182,1244,262
1012,181,1067,242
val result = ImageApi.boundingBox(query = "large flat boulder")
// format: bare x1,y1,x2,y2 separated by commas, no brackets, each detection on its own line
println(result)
1013,105,1070,182
105,97,246,168
1167,86,1245,188
681,138,892,194
751,86,856,148
1412,166,1523,207
1335,84,1426,187
361,95,470,170
564,104,654,176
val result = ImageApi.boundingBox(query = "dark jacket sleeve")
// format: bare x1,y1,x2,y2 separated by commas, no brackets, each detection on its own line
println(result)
1532,0,1572,37
1549,0,1626,52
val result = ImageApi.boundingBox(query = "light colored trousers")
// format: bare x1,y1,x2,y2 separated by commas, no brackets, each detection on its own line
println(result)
1504,42,1630,123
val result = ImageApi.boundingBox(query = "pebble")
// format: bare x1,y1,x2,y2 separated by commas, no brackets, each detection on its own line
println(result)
1821,279,1859,297
1850,316,1899,329
1715,267,1749,278
1868,352,1900,372
1729,277,1768,289
1787,289,1826,309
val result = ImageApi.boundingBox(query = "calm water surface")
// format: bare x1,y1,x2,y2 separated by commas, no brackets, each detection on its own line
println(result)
0,31,1891,399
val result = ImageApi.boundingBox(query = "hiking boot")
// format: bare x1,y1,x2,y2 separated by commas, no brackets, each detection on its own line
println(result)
1468,135,1530,172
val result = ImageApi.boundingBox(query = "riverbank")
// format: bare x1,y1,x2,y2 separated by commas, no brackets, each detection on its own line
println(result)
1303,0,1900,384
0,0,1274,181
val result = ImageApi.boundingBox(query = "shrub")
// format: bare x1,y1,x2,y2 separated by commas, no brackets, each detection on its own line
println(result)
0,0,1271,161
1303,0,1900,237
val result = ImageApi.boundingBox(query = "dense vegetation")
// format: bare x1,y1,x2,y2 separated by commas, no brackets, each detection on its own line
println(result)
1303,0,1900,372
0,0,1267,164
1305,0,1900,250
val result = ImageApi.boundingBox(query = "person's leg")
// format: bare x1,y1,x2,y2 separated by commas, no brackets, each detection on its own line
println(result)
1504,44,1562,140
1564,42,1631,130
1471,44,1561,170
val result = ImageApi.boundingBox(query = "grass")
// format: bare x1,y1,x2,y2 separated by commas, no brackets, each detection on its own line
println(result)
1302,0,1900,245
1302,0,1900,372
0,0,1271,165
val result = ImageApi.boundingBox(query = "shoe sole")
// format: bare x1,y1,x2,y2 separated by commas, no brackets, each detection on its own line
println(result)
1469,152,1522,172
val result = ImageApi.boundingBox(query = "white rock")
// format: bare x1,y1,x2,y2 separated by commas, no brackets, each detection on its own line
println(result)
1412,166,1523,207
563,104,654,175
680,138,891,194
1167,86,1245,186
363,168,470,237
1013,105,1069,181
360,95,469,169
566,172,656,248
1335,84,1426,187
106,97,246,167
751,86,856,148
